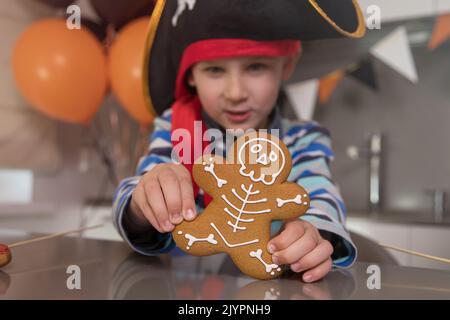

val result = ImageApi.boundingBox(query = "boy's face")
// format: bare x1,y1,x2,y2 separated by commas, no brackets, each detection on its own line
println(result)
187,54,298,131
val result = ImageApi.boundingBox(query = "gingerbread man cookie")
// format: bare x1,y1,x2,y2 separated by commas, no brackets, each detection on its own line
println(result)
172,132,310,280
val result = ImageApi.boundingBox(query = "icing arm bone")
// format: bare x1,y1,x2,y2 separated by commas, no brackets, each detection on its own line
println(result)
202,157,228,188
268,183,310,219
177,230,218,250
276,194,309,207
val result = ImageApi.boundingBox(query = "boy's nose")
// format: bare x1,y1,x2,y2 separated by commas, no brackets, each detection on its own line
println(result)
224,74,248,103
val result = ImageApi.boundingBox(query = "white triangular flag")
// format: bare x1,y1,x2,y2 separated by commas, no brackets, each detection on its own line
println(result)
285,79,319,121
370,26,419,83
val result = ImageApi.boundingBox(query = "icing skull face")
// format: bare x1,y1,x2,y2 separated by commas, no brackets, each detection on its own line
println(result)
237,137,286,185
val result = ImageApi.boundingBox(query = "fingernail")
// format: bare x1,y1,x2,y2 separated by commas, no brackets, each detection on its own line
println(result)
173,212,181,220
303,273,313,282
164,221,174,231
272,255,279,265
268,244,276,254
186,209,195,220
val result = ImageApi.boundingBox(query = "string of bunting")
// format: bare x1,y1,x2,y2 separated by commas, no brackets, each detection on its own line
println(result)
287,11,450,121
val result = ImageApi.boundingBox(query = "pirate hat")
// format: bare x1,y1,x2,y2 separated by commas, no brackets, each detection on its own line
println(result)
143,0,366,116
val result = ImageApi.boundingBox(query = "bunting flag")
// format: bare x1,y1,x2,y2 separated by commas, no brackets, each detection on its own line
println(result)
428,13,450,51
318,70,345,104
285,79,319,121
346,57,378,91
370,26,419,84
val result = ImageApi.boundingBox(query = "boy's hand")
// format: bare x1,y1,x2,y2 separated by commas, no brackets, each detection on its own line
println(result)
267,220,334,283
129,163,197,233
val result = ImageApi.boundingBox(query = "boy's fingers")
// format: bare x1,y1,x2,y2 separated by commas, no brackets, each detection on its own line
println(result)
290,239,333,273
144,208,164,234
172,165,196,221
180,177,196,221
158,169,183,225
134,184,163,233
267,220,305,253
144,179,174,233
301,257,333,283
271,228,318,265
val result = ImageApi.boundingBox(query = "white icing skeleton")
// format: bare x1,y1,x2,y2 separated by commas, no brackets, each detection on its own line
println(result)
173,133,310,279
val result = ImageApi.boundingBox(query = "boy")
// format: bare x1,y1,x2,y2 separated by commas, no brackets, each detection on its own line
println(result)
113,0,366,283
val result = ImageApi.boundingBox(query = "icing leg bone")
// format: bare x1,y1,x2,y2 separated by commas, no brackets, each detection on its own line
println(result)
276,194,308,208
249,249,282,275
203,158,227,188
210,223,259,247
177,231,217,250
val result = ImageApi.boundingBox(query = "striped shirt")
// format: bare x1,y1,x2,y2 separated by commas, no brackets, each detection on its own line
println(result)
112,107,357,269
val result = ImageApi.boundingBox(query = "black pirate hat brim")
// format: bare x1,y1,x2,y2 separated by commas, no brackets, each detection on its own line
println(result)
143,0,366,116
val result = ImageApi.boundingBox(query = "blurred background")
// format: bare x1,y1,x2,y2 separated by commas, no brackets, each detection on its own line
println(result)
1,0,449,271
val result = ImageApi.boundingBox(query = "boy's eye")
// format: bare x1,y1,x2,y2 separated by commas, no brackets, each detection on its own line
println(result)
204,66,224,74
247,63,268,72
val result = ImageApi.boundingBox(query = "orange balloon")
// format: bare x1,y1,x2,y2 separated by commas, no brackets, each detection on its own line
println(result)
12,19,108,124
108,17,154,125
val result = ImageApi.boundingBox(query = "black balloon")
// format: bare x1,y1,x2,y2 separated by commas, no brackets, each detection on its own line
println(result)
81,18,108,42
90,0,155,30
35,0,74,8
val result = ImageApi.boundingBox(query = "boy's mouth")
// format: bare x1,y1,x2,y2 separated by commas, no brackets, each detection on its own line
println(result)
224,110,252,123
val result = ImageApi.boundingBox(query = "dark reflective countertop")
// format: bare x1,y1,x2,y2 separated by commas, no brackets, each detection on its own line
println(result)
0,233,449,300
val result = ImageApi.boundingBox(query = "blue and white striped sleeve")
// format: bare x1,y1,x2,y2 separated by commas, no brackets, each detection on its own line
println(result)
284,122,357,269
112,109,176,255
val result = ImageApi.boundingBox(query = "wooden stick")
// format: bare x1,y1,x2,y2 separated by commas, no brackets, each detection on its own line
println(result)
8,224,105,249
380,243,450,264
